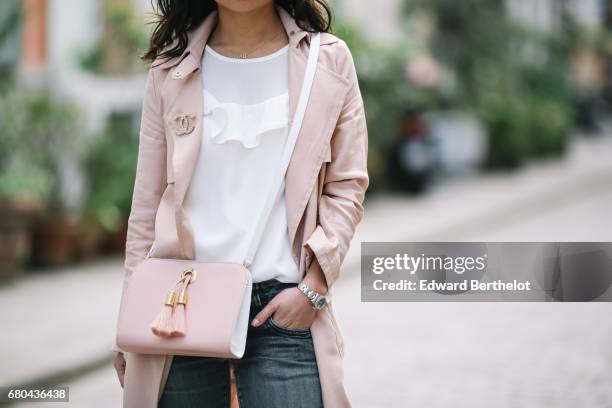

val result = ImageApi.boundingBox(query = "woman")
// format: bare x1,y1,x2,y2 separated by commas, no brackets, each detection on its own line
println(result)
112,0,368,407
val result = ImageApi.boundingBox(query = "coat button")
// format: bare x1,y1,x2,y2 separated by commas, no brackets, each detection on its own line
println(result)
172,70,183,79
289,30,295,36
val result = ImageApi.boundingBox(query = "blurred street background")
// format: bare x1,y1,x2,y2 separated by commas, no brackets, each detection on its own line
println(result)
1,0,612,407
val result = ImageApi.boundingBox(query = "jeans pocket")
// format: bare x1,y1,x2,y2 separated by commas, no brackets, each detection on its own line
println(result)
267,316,312,338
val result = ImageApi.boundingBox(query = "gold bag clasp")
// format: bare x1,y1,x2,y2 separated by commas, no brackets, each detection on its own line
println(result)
181,267,197,283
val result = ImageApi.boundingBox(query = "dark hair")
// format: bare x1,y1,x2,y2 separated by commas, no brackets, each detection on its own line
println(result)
142,0,333,63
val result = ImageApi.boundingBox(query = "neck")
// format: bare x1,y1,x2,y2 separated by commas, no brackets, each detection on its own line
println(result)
211,4,286,49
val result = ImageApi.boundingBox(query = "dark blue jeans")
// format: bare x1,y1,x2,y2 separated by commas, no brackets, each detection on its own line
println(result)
158,279,323,408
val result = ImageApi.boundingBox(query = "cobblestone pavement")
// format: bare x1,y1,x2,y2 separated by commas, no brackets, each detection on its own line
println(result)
6,138,612,407
339,294,612,408
16,366,122,408
339,150,612,407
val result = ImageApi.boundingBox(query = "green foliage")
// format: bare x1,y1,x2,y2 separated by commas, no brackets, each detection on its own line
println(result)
79,45,105,74
333,18,450,187
404,0,512,104
334,19,445,148
0,0,20,48
83,113,138,232
521,65,574,156
0,0,21,81
104,2,149,52
0,85,83,210
403,0,576,168
79,1,148,74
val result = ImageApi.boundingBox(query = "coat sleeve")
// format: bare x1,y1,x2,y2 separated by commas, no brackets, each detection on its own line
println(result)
303,41,369,290
112,67,167,352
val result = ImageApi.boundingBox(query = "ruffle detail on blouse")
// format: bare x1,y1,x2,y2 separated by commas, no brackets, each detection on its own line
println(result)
203,90,289,149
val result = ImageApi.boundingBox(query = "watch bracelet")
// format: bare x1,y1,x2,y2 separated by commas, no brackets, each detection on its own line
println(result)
298,281,325,308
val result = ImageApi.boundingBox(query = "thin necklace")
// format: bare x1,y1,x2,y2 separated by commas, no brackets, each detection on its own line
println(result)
212,29,286,59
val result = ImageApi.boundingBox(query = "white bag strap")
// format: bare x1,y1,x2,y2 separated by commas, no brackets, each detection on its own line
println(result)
243,32,321,268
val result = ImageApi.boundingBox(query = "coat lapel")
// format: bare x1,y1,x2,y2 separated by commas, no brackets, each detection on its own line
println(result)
284,44,350,248
277,7,351,252
159,12,218,258
159,9,224,204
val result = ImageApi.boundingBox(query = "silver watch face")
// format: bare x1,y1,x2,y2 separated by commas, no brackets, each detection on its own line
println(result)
314,296,327,310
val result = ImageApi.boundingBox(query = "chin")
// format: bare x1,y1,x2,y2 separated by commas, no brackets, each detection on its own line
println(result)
216,0,274,13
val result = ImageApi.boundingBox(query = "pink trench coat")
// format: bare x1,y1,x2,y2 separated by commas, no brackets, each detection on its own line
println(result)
115,6,368,408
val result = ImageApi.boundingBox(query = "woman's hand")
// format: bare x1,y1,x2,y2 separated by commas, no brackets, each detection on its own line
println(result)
252,259,328,330
114,352,126,388
251,287,316,330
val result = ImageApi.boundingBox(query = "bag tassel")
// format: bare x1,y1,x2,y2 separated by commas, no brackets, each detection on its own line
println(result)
170,278,190,337
151,289,177,337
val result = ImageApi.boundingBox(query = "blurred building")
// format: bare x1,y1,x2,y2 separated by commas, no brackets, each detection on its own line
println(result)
20,0,152,74
335,0,605,46
507,0,604,30
15,0,152,131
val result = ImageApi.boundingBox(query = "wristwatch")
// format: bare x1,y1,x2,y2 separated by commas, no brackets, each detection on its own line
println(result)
297,282,328,310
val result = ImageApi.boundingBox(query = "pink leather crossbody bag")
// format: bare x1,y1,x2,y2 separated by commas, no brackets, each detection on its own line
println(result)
114,33,321,359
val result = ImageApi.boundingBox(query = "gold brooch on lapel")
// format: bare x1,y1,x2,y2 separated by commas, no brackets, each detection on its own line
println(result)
174,114,196,136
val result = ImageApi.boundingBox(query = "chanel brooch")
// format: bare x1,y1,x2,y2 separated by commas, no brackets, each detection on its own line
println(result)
174,114,196,136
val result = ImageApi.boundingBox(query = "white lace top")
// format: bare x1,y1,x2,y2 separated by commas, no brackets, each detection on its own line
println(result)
183,43,299,283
